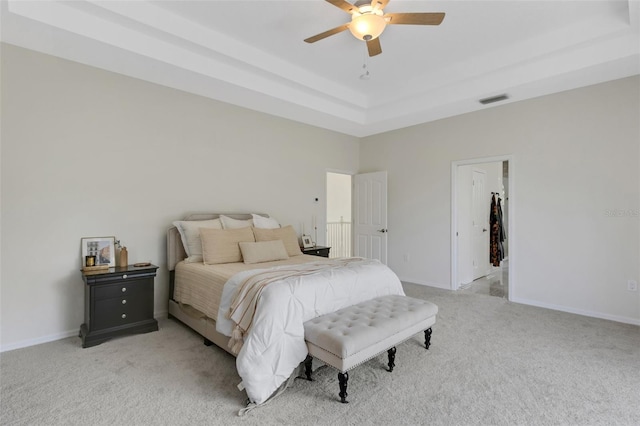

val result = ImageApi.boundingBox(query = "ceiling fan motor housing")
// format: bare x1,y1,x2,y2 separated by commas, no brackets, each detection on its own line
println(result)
349,5,386,40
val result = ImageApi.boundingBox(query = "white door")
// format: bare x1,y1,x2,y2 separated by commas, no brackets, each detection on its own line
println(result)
471,169,489,280
353,171,387,263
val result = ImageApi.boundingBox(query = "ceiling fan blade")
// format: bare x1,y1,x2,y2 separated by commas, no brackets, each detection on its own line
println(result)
304,23,350,43
367,37,382,57
385,12,445,26
326,0,358,14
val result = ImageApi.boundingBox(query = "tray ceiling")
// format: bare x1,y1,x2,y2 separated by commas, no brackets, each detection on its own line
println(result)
2,0,638,137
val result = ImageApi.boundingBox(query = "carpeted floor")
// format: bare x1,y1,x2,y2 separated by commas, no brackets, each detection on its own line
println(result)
1,283,638,426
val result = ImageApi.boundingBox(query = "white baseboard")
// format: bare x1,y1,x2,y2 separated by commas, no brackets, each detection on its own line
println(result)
399,279,639,326
0,329,79,353
399,277,450,290
1,310,171,353
510,296,640,326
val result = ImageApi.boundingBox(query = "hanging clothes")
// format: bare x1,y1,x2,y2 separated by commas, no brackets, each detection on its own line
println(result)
490,194,505,267
497,197,506,243
497,196,506,261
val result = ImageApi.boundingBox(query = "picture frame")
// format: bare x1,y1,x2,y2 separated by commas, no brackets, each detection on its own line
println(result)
301,234,314,249
81,236,116,267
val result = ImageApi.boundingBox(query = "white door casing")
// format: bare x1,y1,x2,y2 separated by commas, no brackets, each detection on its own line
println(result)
451,155,514,300
353,171,388,263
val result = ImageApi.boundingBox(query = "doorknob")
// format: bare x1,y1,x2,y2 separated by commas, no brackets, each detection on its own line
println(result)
483,228,487,232
377,229,388,233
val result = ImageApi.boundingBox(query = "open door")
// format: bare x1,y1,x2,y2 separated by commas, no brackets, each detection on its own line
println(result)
353,171,388,263
451,155,513,299
471,169,490,280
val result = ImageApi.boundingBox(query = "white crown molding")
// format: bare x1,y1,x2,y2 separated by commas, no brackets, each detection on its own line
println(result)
2,0,638,137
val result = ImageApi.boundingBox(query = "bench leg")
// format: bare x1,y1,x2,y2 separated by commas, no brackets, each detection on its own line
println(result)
303,355,313,381
424,327,432,350
338,372,349,403
387,347,397,372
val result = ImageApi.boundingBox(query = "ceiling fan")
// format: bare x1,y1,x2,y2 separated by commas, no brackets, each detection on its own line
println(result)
304,0,445,57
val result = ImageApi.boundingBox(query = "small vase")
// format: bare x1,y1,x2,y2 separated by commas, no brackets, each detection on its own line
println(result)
119,247,128,267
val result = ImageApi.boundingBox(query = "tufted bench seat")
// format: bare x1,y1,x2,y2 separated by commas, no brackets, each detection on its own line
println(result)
302,294,438,403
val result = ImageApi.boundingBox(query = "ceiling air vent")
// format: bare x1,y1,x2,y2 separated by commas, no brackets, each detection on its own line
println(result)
479,94,509,105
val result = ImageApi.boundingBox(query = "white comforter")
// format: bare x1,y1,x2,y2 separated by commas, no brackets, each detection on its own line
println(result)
216,258,404,405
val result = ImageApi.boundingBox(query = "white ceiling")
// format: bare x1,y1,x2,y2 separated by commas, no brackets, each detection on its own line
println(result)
2,0,639,137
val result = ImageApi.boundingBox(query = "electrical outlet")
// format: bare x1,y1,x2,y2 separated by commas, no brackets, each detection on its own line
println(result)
628,280,638,292
403,253,410,263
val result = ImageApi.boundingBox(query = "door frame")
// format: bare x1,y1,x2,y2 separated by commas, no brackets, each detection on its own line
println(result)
451,155,514,300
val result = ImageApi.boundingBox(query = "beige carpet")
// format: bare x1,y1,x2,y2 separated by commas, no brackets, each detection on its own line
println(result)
1,283,639,426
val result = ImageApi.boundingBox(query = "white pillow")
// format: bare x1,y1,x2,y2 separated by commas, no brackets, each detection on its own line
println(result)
252,214,280,229
239,240,289,264
220,215,253,229
173,218,223,263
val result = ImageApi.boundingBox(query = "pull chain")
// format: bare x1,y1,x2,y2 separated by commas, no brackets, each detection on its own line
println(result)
359,44,370,80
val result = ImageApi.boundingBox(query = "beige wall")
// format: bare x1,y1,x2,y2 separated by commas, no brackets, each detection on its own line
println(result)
0,44,359,350
360,75,640,324
2,43,638,351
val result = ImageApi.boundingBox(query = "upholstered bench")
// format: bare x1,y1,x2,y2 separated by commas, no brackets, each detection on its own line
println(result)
302,294,438,403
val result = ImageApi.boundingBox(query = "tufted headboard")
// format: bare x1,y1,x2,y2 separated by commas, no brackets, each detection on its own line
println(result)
166,212,268,271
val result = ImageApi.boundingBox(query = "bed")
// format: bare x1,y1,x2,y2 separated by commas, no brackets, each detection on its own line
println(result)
167,213,320,352
166,212,405,407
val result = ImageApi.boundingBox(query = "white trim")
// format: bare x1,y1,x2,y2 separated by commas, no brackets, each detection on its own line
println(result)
0,311,169,353
0,329,78,353
325,168,357,176
510,296,640,326
398,277,450,290
451,155,515,301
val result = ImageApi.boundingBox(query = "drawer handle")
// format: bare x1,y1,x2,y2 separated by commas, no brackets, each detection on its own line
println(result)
121,314,127,319
122,299,127,305
121,287,127,293
122,274,128,279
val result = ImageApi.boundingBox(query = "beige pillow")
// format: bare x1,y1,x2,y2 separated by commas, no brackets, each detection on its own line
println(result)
200,227,255,265
239,240,289,264
173,218,223,263
253,225,303,257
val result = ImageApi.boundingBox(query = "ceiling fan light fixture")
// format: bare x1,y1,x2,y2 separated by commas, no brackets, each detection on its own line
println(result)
304,0,446,57
349,13,386,41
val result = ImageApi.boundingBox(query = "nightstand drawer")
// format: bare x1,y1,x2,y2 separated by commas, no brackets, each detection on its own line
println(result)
94,279,151,300
93,294,152,329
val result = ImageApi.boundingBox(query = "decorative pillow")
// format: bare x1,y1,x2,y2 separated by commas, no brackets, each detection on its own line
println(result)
173,218,223,263
239,240,289,264
200,227,255,265
253,225,303,257
220,215,253,229
252,214,280,229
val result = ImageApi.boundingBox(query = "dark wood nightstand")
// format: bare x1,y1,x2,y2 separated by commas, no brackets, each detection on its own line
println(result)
80,264,158,348
301,246,331,258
